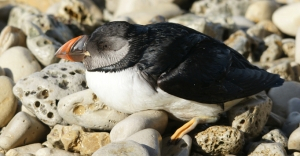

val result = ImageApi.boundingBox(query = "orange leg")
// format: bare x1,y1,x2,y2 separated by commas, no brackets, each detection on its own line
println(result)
170,116,219,143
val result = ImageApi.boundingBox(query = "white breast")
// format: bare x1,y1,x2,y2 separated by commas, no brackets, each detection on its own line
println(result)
86,67,223,121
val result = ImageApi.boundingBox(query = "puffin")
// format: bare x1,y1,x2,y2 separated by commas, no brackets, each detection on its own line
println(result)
55,21,284,141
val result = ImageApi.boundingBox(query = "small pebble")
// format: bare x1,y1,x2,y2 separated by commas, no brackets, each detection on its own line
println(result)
0,26,26,55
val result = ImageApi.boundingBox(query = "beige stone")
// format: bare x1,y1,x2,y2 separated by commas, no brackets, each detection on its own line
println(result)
46,124,110,155
247,20,281,39
0,76,17,127
288,125,300,150
6,143,43,156
0,26,26,55
0,112,50,150
262,129,288,148
282,39,295,58
296,28,300,64
11,0,61,13
245,0,279,23
224,30,250,56
228,92,272,140
248,143,287,156
35,148,81,156
267,62,296,81
195,126,244,155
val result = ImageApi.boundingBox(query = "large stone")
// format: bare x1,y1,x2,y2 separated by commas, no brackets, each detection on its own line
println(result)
272,2,300,36
46,124,110,155
58,89,129,130
13,62,87,126
6,143,43,156
0,112,49,151
0,76,17,128
0,46,41,82
228,92,272,139
110,110,168,142
195,126,244,155
0,26,26,55
245,0,279,23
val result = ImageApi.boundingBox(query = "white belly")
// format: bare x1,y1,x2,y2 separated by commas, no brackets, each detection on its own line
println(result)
86,67,223,121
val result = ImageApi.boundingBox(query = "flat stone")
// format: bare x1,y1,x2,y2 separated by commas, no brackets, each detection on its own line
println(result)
13,62,87,126
195,126,244,155
0,26,26,55
245,0,279,23
110,110,168,142
262,129,288,148
228,92,272,140
0,46,41,82
35,148,81,156
127,129,162,156
92,140,150,156
58,89,129,130
46,124,110,155
0,76,17,127
248,143,287,156
282,112,300,137
169,14,223,41
6,143,43,156
0,112,50,150
282,38,295,58
268,81,300,118
272,2,300,36
161,135,192,156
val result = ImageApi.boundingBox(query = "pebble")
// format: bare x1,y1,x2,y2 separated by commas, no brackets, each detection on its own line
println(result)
289,126,300,151
13,62,87,126
46,124,110,155
245,0,279,23
92,140,150,156
169,14,224,41
272,2,300,36
296,28,300,64
224,30,250,56
195,126,244,155
58,89,129,130
35,148,81,156
232,15,255,30
248,143,287,156
268,81,300,118
247,20,282,39
262,129,288,148
6,143,43,156
126,128,162,156
260,34,283,62
291,62,300,81
267,61,296,81
110,110,168,142
228,92,272,140
7,5,41,28
282,112,300,137
282,38,296,58
161,135,192,156
0,112,50,151
0,26,26,55
0,46,41,82
0,76,17,127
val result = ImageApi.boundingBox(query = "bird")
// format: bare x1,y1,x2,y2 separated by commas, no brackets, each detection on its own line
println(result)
55,21,284,142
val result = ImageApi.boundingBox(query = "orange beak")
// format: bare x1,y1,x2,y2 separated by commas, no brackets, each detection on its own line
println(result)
55,35,90,62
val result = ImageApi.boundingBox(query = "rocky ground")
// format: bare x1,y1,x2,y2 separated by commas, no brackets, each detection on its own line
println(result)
0,0,300,155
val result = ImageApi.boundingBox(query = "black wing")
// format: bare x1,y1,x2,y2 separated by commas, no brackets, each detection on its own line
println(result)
155,34,284,104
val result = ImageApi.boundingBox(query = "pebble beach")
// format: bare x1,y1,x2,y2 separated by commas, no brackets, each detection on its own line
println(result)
0,0,300,155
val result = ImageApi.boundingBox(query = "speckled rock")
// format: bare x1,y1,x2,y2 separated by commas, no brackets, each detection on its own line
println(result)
6,143,43,156
248,143,287,156
13,62,87,126
260,34,283,62
0,76,17,127
245,0,279,23
113,3,183,25
272,2,300,36
126,128,161,156
161,135,192,156
46,124,110,155
110,110,168,142
228,92,272,140
35,148,81,156
262,129,288,148
8,5,41,28
282,112,300,137
0,46,41,82
169,14,223,41
268,81,300,118
0,112,49,151
0,26,26,55
58,89,129,130
267,62,296,81
195,126,244,155
289,126,300,151
92,140,150,156
282,39,295,58
247,20,282,39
